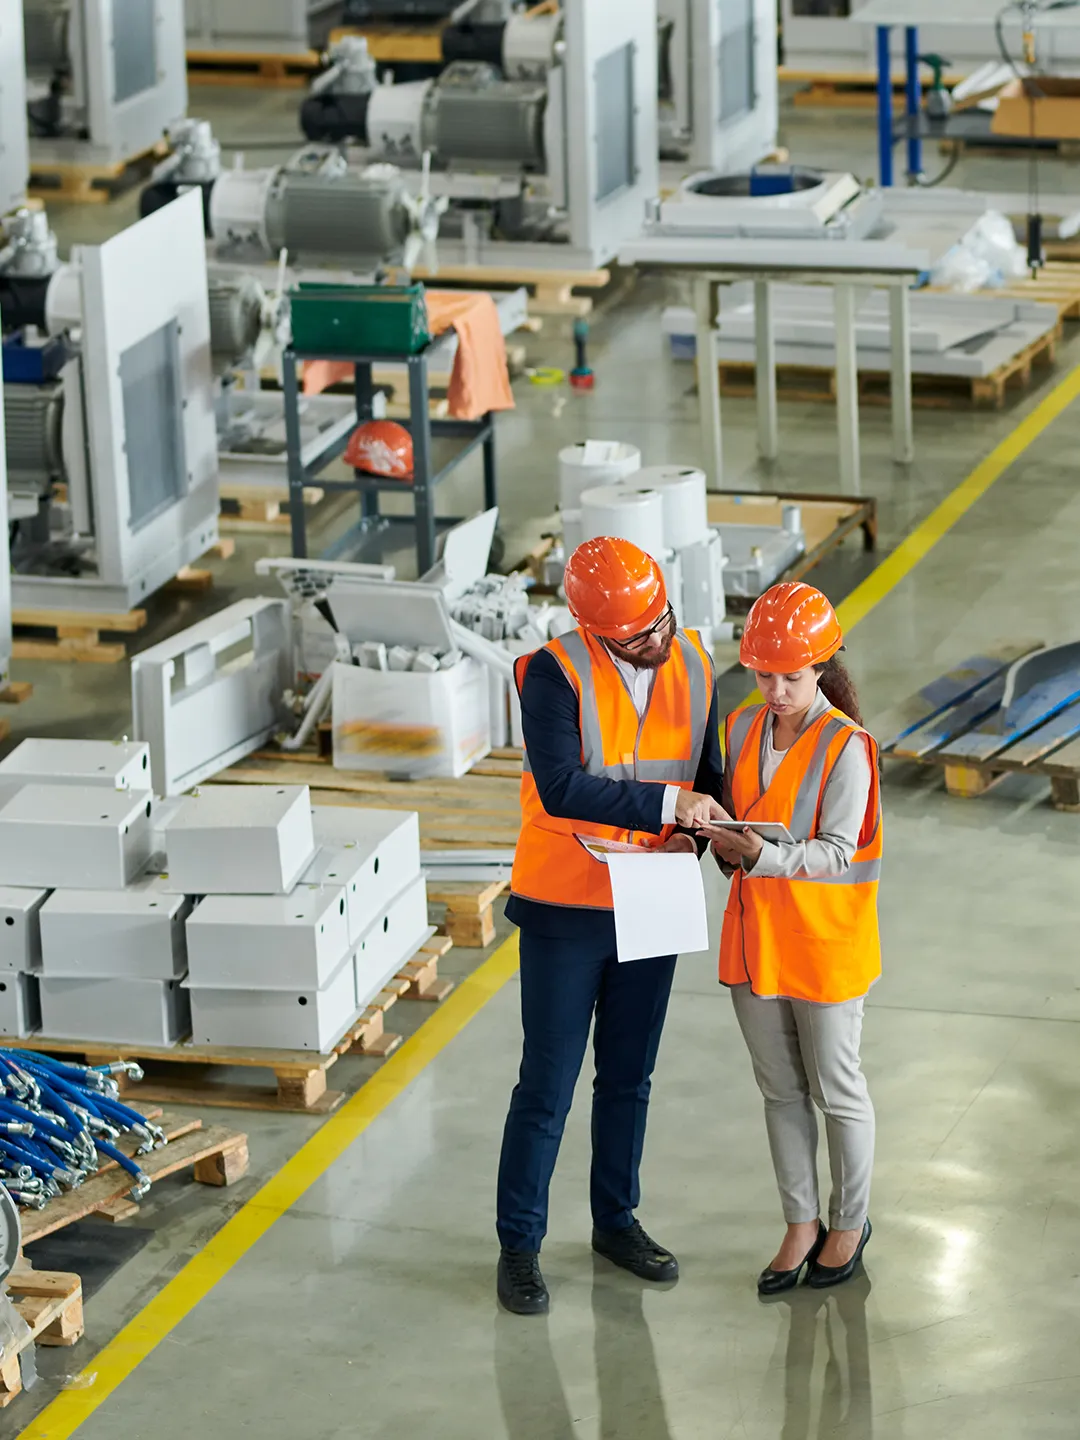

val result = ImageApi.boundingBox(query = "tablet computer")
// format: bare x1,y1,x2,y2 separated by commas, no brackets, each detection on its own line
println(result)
697,820,795,844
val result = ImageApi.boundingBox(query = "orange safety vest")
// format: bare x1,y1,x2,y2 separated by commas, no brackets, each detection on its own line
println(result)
511,626,714,911
718,703,882,1003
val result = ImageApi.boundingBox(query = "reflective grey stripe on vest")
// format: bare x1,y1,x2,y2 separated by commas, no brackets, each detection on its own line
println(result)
550,629,604,769
599,758,694,783
797,857,882,885
789,717,852,840
675,631,712,776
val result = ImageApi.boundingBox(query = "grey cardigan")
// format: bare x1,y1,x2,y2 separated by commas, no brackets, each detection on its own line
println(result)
722,689,873,881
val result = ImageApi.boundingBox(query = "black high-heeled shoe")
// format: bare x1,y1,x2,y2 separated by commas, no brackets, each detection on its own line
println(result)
757,1221,827,1296
808,1218,872,1289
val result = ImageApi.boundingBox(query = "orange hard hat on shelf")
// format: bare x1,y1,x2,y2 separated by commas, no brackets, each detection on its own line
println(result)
564,536,668,641
344,420,414,481
740,582,843,672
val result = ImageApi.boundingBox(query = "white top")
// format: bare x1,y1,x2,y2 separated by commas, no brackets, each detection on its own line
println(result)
608,650,680,827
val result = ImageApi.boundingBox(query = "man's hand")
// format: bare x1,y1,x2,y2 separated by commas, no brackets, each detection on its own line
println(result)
710,835,742,865
674,790,727,830
660,833,697,854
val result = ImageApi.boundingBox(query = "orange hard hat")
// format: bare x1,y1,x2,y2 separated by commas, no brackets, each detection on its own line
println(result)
344,420,414,481
740,582,843,672
564,536,668,641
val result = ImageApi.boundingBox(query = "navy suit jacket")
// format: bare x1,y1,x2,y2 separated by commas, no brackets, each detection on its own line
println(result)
505,644,726,939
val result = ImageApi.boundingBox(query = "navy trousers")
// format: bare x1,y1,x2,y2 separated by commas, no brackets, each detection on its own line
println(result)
496,926,677,1253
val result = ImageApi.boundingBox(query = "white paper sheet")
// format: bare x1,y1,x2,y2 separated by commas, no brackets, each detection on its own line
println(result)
606,852,710,963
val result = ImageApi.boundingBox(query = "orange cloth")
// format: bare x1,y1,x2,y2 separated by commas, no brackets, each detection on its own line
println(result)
718,703,883,1004
301,289,515,421
510,627,715,912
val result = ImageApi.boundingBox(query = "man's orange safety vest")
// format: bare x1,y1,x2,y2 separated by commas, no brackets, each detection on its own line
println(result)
718,702,882,1004
510,626,714,911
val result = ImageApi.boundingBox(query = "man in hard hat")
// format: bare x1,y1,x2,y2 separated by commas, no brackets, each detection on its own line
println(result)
496,536,725,1315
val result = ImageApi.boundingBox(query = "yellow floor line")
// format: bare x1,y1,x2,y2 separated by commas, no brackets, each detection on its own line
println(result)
18,359,1080,1438
15,932,521,1440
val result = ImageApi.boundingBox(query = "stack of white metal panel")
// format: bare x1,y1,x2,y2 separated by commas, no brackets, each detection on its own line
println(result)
178,787,430,1053
0,739,173,1043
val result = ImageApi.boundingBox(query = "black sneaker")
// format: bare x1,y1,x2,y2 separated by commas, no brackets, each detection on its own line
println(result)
497,1248,550,1315
592,1220,679,1282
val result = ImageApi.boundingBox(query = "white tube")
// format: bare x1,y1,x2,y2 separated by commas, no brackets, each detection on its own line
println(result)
281,664,335,751
450,619,517,682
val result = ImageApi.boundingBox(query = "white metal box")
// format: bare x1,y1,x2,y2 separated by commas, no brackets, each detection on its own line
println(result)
332,659,491,780
39,877,191,981
0,739,152,811
185,884,350,991
308,807,421,943
0,887,49,972
0,786,154,890
161,785,315,895
188,951,358,1053
0,973,41,1038
39,977,191,1047
354,874,431,1010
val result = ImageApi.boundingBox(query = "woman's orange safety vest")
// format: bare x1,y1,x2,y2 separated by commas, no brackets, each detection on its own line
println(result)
719,703,882,1003
511,626,714,911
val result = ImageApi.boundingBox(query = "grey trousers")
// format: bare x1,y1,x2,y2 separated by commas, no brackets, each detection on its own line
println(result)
730,984,875,1231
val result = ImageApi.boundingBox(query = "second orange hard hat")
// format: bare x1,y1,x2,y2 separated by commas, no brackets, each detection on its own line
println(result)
564,536,668,641
344,420,414,481
740,581,842,672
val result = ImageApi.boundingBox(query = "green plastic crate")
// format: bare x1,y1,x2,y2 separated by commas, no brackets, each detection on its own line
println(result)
289,283,431,357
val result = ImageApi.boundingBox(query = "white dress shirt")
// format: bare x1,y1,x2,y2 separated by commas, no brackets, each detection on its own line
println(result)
608,650,681,826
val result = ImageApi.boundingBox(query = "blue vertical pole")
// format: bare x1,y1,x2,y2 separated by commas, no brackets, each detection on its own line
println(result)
876,26,893,187
905,26,922,180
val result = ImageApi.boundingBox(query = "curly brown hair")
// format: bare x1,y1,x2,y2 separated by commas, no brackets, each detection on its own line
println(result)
814,655,863,727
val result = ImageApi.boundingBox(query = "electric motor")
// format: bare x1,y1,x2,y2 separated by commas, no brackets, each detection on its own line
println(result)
207,277,265,366
422,63,547,168
3,383,65,486
22,0,71,77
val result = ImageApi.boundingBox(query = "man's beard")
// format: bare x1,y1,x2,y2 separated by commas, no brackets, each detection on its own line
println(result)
622,633,675,671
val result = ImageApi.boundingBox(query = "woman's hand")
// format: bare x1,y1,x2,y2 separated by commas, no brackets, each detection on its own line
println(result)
710,835,742,864
660,833,697,854
711,828,764,867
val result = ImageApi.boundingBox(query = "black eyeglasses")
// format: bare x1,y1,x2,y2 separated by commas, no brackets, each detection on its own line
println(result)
619,605,674,651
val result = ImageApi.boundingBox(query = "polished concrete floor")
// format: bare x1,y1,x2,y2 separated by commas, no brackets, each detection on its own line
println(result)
6,87,1080,1438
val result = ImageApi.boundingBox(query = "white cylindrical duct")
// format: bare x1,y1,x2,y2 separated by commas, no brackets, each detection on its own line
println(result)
44,263,82,335
558,441,640,512
366,80,431,162
580,485,667,561
623,465,708,552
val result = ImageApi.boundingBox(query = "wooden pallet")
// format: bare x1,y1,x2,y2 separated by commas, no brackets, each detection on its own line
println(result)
0,1036,345,1114
14,1110,249,1245
938,136,1080,160
329,23,447,65
187,48,321,87
405,263,610,318
879,639,1080,808
0,682,33,705
219,482,326,530
221,746,524,852
337,935,456,1060
428,879,508,949
716,324,1060,411
0,1269,84,1408
28,141,169,205
11,605,148,664
982,263,1080,321
706,491,877,610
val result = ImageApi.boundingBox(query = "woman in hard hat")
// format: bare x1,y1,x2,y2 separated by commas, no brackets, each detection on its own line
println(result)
708,582,881,1293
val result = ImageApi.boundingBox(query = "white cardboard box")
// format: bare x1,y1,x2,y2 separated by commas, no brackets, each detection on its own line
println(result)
354,874,431,1010
332,659,491,780
0,887,49,972
39,976,191,1046
0,739,152,811
40,876,191,980
0,973,41,1037
186,884,350,990
308,808,421,943
0,786,154,890
161,784,315,895
188,950,358,1053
